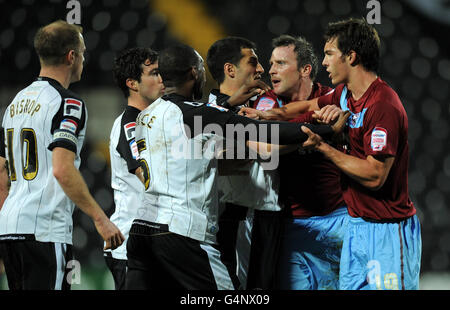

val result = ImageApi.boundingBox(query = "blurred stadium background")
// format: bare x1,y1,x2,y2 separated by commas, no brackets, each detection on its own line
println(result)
0,0,450,290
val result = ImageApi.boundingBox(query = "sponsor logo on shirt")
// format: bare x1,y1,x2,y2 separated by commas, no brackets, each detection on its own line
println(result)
124,122,136,141
256,97,276,111
60,119,78,134
63,98,82,119
348,109,367,128
206,103,229,112
129,139,140,160
53,130,77,145
371,127,387,151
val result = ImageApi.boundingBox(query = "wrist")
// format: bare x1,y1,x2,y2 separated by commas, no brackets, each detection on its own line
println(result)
316,140,330,153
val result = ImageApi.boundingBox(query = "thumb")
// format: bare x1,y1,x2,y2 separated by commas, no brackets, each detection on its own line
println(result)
104,240,111,250
312,111,321,119
301,125,312,135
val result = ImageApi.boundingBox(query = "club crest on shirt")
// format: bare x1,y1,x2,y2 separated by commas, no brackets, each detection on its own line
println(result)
59,119,78,134
206,103,228,112
63,98,82,119
124,122,136,141
371,127,387,151
256,97,276,111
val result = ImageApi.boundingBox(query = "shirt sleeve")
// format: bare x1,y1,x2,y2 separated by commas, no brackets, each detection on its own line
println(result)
48,96,87,154
362,101,401,157
289,111,315,124
317,87,340,109
184,103,334,145
0,127,5,158
116,112,141,174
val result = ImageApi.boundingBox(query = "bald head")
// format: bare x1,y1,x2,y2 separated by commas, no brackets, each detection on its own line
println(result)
34,20,83,66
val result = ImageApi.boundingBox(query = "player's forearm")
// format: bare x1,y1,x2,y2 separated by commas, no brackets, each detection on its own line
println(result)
52,149,106,222
246,141,297,157
263,98,319,121
0,157,9,210
316,143,389,190
56,165,106,221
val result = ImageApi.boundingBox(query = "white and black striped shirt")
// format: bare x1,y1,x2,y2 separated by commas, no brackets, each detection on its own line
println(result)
0,77,87,244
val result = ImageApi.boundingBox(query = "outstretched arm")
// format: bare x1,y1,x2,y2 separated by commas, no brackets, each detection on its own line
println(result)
240,98,320,121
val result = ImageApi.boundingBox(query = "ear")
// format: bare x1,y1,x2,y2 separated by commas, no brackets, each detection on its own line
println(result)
126,78,138,92
301,64,312,77
66,50,76,65
190,67,198,81
347,50,358,66
224,63,235,79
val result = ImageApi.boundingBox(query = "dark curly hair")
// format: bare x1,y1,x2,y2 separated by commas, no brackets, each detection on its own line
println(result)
324,17,380,74
113,47,158,98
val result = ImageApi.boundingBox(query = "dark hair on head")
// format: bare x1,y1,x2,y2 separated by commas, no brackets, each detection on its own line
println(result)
272,34,319,81
34,20,83,66
158,44,201,87
113,47,158,98
206,37,256,85
324,17,380,73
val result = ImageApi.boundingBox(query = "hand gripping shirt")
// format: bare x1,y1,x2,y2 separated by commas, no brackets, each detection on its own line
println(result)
253,83,345,217
134,94,331,243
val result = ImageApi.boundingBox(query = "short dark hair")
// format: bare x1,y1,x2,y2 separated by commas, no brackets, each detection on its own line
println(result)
34,20,83,66
206,37,256,85
324,17,380,73
158,44,200,88
272,35,319,81
113,47,158,98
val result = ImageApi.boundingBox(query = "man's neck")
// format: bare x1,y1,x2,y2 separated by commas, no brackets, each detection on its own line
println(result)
219,83,239,97
347,69,378,101
164,86,192,100
39,67,72,89
127,95,151,111
290,79,314,102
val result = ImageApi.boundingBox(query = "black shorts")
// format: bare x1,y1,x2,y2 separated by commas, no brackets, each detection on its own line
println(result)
216,203,249,287
246,209,284,289
0,240,73,290
104,252,127,290
125,221,239,290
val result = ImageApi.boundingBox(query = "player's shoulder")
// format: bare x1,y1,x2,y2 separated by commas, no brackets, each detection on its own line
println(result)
315,82,334,97
122,105,141,123
161,94,206,116
38,77,84,104
372,78,403,108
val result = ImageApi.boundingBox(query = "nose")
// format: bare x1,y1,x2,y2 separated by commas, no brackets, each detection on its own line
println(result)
269,64,275,76
256,62,264,74
322,55,328,67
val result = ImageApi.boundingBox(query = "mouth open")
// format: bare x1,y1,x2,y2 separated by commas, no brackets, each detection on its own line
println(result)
271,79,280,87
